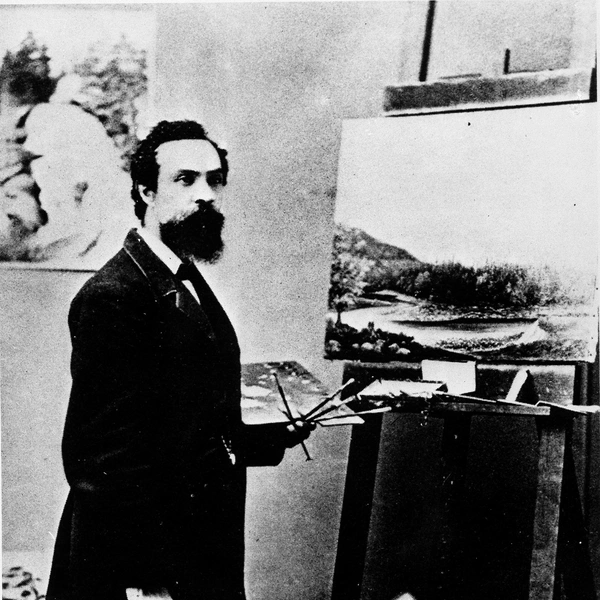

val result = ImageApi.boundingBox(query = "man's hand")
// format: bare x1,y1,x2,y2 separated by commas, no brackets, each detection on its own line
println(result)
283,419,317,449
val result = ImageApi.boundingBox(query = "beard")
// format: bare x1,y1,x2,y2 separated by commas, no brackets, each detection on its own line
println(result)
159,203,225,263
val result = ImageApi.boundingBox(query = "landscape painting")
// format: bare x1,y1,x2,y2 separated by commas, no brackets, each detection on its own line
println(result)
325,102,597,364
0,5,153,269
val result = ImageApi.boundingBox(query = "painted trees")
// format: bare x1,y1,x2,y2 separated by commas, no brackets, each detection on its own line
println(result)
329,224,374,324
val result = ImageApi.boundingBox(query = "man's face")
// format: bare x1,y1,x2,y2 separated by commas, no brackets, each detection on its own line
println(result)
143,139,226,262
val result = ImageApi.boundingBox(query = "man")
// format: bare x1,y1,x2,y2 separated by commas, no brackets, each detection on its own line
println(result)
46,120,313,600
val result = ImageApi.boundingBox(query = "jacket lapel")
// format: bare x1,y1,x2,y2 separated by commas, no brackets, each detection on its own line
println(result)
122,229,217,342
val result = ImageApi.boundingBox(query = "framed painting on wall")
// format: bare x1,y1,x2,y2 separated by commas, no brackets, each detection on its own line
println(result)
0,4,155,270
324,101,597,364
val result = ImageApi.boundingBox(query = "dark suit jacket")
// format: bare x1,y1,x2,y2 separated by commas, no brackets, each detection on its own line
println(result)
47,230,288,600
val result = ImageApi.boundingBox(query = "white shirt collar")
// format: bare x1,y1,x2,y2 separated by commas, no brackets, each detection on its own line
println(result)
137,227,182,276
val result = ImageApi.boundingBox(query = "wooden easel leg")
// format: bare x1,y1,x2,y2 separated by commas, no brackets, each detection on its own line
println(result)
554,445,597,599
435,413,472,600
332,414,384,600
529,417,568,600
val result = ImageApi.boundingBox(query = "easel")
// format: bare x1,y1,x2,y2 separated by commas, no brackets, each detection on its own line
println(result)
331,361,598,600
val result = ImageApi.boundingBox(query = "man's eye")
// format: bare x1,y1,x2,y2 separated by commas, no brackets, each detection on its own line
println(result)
207,173,224,187
176,174,194,186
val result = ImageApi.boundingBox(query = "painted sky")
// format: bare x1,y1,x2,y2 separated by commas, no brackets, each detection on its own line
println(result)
0,5,154,77
334,103,597,274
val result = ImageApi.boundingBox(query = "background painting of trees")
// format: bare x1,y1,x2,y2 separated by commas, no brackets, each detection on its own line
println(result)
325,103,597,363
0,6,152,266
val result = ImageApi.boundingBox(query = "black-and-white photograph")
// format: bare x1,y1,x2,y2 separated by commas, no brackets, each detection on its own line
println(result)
1,2,598,600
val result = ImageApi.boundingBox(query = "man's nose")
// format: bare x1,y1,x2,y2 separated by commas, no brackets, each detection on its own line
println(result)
193,179,222,210
192,177,217,202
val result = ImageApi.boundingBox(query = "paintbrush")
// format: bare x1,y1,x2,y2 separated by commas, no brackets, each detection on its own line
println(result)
273,373,312,461
312,406,392,422
302,378,356,420
305,392,362,423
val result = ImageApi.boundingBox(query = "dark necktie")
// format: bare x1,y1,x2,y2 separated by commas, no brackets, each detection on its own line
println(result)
176,260,198,283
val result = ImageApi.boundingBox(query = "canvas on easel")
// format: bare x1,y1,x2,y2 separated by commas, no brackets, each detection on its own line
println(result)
324,102,597,364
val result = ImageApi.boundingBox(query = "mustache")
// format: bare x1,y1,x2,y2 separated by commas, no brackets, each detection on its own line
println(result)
160,201,225,263
181,202,224,226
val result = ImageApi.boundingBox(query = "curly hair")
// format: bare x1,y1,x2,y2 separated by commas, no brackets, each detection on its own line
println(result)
129,120,229,222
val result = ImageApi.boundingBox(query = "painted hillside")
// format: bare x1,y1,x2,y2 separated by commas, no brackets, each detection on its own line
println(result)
326,224,597,363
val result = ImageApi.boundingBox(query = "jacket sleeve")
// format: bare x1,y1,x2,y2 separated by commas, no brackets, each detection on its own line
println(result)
61,278,163,505
236,423,290,467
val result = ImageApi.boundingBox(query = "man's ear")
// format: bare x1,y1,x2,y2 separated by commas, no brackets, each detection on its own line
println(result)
137,184,155,205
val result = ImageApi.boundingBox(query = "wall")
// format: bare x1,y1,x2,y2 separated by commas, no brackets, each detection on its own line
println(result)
2,2,596,599
427,0,595,78
1,268,88,551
